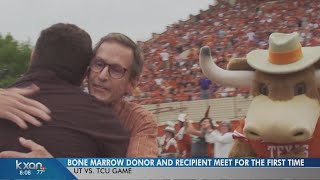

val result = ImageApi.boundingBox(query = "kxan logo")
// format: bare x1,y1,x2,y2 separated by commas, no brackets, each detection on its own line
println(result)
16,160,46,170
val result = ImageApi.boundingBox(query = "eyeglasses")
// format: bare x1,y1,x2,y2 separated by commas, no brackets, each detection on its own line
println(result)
90,58,127,79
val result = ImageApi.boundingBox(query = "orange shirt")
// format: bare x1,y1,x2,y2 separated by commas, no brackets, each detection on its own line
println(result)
112,99,158,157
175,127,192,158
233,119,320,158
175,93,189,101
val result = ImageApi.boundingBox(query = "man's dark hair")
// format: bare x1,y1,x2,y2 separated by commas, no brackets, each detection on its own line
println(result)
30,23,93,86
93,33,144,81
199,117,214,128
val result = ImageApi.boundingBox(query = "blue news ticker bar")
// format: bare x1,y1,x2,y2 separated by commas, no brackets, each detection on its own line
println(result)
57,158,320,167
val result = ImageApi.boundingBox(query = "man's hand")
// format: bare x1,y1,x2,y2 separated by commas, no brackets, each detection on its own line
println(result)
0,84,51,129
185,119,203,137
0,137,53,158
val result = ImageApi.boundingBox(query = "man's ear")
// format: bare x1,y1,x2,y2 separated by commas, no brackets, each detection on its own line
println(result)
81,67,90,84
85,66,91,77
127,78,139,93
28,49,36,67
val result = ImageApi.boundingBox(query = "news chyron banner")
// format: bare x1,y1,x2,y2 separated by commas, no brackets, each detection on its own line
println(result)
0,158,319,179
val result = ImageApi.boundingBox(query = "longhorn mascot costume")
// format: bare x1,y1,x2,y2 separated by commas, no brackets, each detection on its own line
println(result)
199,32,320,158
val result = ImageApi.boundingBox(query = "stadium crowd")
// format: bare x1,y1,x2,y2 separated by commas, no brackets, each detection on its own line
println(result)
130,0,320,105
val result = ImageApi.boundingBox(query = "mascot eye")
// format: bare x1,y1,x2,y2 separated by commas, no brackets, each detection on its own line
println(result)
294,82,306,96
259,83,269,96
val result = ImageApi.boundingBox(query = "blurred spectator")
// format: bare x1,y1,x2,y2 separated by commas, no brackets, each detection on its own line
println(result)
160,126,178,158
160,49,170,69
205,121,234,158
199,75,212,99
187,117,217,158
175,113,192,158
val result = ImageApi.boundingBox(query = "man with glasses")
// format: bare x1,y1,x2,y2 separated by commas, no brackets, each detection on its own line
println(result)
87,33,158,157
0,33,158,158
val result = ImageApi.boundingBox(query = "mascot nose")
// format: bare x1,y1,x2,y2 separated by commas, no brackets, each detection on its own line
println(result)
244,126,262,139
244,126,311,142
291,128,309,138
